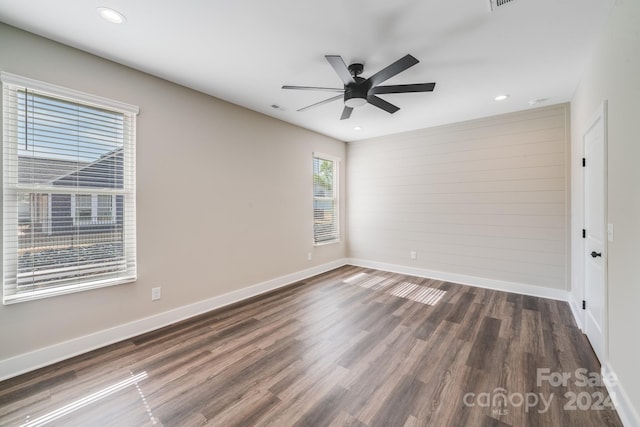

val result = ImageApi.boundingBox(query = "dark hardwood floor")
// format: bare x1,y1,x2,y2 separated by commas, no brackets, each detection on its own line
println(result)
0,266,623,426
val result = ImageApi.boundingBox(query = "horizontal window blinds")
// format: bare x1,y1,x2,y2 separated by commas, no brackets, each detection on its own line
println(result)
313,154,340,244
2,73,138,304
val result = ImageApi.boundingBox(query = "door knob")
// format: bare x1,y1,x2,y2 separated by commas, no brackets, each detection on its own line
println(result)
591,251,602,258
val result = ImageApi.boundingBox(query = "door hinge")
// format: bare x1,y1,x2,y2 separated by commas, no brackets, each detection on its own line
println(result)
582,229,586,238
582,300,586,310
582,158,586,167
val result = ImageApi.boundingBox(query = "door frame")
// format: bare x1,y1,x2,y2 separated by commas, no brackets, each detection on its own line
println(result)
582,100,609,363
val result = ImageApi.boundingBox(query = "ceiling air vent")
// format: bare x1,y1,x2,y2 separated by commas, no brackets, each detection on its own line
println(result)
490,0,515,11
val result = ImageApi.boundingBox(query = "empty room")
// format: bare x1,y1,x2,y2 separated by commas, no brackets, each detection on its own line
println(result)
0,0,638,426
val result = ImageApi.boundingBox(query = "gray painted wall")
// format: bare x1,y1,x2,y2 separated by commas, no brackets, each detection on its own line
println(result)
0,23,346,361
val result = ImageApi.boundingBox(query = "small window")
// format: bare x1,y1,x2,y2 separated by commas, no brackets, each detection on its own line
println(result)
2,72,138,304
313,153,340,245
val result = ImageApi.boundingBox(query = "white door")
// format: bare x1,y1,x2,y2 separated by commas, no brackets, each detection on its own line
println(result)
583,102,607,363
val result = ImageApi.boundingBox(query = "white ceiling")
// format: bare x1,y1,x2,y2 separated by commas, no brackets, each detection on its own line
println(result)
0,0,613,142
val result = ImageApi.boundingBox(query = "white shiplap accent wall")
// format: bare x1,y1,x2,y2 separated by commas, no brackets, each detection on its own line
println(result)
347,104,570,290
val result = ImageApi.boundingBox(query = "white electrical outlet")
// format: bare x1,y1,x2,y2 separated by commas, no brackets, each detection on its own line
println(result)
410,251,417,260
607,224,614,242
308,252,313,261
151,287,161,301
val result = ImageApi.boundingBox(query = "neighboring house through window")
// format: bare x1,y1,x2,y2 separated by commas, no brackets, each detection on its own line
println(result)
71,194,116,225
313,153,340,245
1,72,138,304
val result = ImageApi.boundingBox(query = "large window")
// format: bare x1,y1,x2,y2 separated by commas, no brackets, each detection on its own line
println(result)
2,73,138,304
313,153,340,245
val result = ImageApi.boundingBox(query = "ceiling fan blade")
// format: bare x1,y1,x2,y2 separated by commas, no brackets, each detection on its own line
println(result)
282,85,344,93
297,94,343,112
367,54,419,88
325,55,355,86
367,95,400,114
340,106,353,120
371,83,436,94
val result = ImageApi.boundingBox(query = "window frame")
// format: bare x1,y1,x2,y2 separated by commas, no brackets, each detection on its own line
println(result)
312,152,340,246
2,72,138,304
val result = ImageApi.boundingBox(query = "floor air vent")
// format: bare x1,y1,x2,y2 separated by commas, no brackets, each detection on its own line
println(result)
490,0,515,10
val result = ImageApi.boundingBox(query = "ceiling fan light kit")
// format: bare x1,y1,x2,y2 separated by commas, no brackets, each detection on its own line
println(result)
283,54,436,120
344,95,368,108
343,64,368,109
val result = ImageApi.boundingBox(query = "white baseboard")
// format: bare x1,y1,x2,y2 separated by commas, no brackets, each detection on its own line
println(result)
602,363,640,427
0,259,348,382
347,258,571,302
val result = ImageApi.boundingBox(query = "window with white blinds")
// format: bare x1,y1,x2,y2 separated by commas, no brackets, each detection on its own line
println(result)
313,153,340,245
2,73,138,304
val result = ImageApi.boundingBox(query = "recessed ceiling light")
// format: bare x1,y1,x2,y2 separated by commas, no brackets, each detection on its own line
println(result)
494,94,510,101
353,126,362,131
97,7,127,24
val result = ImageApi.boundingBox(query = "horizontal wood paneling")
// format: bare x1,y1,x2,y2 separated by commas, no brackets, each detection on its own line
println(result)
347,104,569,290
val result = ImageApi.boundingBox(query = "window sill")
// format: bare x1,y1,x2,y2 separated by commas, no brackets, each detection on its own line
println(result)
313,239,341,247
3,276,136,305
73,222,117,227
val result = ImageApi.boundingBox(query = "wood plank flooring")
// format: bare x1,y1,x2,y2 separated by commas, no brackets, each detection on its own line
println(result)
0,266,623,426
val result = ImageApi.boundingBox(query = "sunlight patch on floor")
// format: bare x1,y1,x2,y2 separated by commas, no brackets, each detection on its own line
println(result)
345,273,447,306
343,272,367,283
356,275,391,290
21,371,149,427
388,282,447,305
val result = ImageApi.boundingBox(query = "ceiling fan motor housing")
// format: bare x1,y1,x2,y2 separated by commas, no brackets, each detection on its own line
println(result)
344,75,369,108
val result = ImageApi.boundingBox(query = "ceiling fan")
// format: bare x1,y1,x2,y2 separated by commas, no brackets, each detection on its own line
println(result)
282,54,436,120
